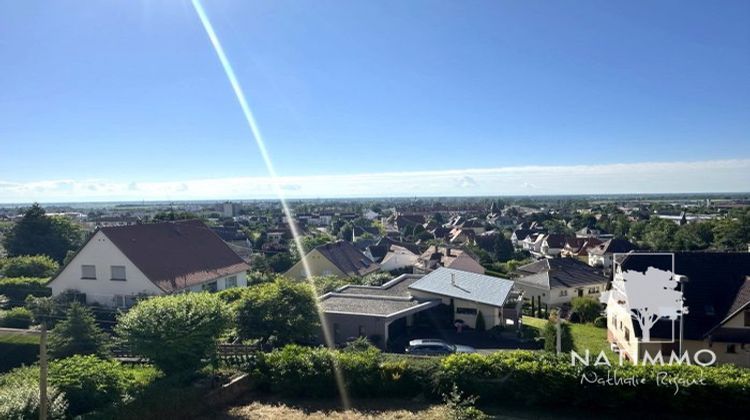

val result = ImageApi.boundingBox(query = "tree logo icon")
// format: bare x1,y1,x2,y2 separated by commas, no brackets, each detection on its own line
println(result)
614,253,687,343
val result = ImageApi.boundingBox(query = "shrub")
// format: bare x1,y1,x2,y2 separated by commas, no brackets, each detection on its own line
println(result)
442,383,488,420
236,278,319,347
542,317,574,353
593,316,607,328
115,293,230,374
570,296,601,323
1,255,59,278
0,307,33,329
475,311,486,332
49,355,129,416
263,345,337,397
0,333,39,373
48,303,110,359
0,366,67,419
0,278,51,307
216,287,249,304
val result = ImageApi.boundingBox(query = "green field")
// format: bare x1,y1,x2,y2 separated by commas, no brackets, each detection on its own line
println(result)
523,316,615,359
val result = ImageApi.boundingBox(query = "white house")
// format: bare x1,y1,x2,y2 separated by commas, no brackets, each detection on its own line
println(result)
512,258,608,307
379,245,419,273
48,220,250,308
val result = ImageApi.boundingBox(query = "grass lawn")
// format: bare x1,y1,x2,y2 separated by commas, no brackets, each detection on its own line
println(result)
523,316,615,359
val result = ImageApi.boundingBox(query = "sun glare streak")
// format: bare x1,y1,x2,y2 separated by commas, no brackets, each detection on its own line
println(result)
190,0,351,408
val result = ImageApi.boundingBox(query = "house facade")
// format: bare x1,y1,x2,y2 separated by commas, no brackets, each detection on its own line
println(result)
513,258,607,307
604,252,750,367
285,240,379,280
48,220,249,308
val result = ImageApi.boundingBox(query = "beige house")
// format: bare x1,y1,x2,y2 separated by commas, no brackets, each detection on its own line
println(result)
285,240,379,280
605,252,750,367
48,220,250,308
512,258,607,307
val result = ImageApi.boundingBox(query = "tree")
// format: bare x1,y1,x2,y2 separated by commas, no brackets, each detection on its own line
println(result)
115,293,230,374
48,303,110,359
619,267,684,342
236,278,319,347
543,313,574,353
570,297,601,323
3,204,84,263
493,236,514,262
475,311,486,332
0,255,59,278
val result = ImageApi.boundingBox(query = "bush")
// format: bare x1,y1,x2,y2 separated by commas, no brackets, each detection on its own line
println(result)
593,316,607,328
0,308,33,329
0,278,51,307
542,317,574,353
0,366,67,419
236,278,319,347
570,296,601,323
0,333,39,373
49,355,130,416
48,303,110,359
1,255,59,278
475,311,486,332
115,293,230,374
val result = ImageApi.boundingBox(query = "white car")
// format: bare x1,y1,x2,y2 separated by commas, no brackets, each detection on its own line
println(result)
405,339,476,355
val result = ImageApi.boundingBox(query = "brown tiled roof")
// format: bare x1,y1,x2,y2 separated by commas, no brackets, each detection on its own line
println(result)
315,241,379,277
101,220,250,292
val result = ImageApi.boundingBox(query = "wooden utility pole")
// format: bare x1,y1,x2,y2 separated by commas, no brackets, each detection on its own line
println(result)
39,321,48,420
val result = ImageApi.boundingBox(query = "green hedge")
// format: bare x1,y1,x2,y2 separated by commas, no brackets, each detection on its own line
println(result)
0,307,33,329
0,333,39,373
0,278,51,306
244,346,750,415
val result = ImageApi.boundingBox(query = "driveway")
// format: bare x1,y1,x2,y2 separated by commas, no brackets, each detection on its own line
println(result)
390,327,541,353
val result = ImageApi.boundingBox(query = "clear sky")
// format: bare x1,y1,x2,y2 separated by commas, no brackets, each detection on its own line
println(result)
1,0,749,202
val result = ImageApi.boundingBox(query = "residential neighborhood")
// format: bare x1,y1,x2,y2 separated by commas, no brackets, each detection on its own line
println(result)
2,0,750,418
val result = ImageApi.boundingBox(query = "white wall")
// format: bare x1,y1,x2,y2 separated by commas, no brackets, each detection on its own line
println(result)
49,231,164,307
380,250,418,272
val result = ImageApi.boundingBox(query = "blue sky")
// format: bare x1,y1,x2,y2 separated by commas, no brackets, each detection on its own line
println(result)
1,0,749,202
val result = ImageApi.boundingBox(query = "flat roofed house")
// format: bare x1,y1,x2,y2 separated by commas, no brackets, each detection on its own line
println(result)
319,267,522,349
47,220,250,308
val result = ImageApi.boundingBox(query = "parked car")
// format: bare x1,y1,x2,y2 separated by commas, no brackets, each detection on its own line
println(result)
405,339,476,355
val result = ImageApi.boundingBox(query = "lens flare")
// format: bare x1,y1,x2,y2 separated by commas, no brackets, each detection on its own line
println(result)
190,0,351,408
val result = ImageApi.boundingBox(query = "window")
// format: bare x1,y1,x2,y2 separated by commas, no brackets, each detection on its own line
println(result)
588,287,599,294
114,295,135,308
81,265,96,279
559,290,568,297
624,327,630,342
225,276,237,288
110,265,126,281
727,344,737,354
456,307,477,315
202,281,218,292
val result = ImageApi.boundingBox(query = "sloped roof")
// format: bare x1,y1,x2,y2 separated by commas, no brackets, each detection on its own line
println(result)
619,252,750,340
514,258,607,290
589,238,636,256
409,267,515,307
315,241,379,277
99,220,250,292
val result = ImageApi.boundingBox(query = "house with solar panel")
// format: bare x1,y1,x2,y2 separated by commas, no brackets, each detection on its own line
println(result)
318,267,523,349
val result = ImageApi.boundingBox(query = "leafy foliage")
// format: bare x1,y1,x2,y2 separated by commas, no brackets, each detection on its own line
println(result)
0,278,51,307
236,278,319,347
0,255,59,278
0,366,67,420
570,296,602,323
49,355,129,416
48,303,110,359
542,315,574,353
115,293,230,374
0,307,33,329
442,383,488,420
2,204,84,263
